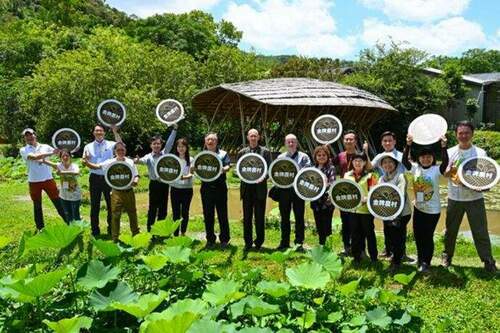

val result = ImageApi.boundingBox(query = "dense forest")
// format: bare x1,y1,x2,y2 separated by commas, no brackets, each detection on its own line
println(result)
1,0,499,154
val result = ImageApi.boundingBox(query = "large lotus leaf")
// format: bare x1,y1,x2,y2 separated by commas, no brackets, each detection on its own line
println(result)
119,233,152,249
202,279,245,306
265,247,295,264
150,219,181,237
256,280,290,298
22,224,82,255
92,239,124,258
43,315,93,333
230,296,280,319
7,268,70,301
0,236,11,250
308,246,343,278
164,236,193,248
163,246,191,264
393,272,416,286
141,254,169,271
347,314,367,327
286,262,330,290
112,290,168,318
296,310,316,329
393,311,412,326
89,281,138,312
338,278,362,296
141,299,208,333
366,307,392,329
188,320,237,333
140,312,199,333
238,328,273,333
77,260,121,290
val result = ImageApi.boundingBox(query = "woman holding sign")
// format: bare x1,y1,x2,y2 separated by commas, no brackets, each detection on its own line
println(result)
376,154,412,272
171,138,194,236
83,142,140,242
343,153,378,264
310,145,336,246
402,134,448,273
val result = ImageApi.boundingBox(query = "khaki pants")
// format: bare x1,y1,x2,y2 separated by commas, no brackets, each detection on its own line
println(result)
444,198,493,262
111,189,139,241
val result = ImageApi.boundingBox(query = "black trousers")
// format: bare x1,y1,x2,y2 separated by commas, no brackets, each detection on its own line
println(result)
278,189,305,246
340,210,353,251
351,213,378,261
201,185,231,243
242,191,266,248
313,207,334,245
89,173,112,236
147,180,169,231
171,187,193,236
384,214,411,265
413,207,440,265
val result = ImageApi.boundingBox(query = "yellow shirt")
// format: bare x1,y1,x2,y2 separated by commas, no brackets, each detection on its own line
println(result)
343,171,376,214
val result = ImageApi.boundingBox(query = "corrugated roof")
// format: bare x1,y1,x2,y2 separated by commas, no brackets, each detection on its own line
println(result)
423,68,500,85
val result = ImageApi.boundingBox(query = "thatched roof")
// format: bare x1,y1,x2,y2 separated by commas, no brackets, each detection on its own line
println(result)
193,78,396,115
191,78,396,151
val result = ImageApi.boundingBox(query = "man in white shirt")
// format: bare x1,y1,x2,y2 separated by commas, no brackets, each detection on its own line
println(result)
82,124,122,237
276,134,311,250
19,128,68,230
443,121,496,272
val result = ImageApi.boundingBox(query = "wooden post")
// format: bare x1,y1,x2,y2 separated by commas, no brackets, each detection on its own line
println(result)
238,95,246,146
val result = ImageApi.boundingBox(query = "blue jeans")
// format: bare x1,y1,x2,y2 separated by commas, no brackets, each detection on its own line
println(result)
61,199,81,222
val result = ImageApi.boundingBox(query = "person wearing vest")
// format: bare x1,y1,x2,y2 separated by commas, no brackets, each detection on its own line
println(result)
134,125,177,231
82,124,122,236
198,132,232,248
276,134,311,250
343,153,378,264
443,121,496,273
19,128,68,230
83,142,140,242
237,129,272,251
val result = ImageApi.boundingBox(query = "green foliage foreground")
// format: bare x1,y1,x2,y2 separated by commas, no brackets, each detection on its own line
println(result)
0,220,423,332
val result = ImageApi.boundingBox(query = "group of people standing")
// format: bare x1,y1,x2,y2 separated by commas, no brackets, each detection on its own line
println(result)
19,120,497,273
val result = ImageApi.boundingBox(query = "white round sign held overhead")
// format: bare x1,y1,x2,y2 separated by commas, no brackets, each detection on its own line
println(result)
408,113,447,145
311,114,343,144
156,99,185,125
97,99,126,127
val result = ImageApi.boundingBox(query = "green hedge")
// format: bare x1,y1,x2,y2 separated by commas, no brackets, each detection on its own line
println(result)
446,130,500,160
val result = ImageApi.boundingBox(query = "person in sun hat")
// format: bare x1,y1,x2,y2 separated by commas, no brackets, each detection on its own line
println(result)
19,128,68,230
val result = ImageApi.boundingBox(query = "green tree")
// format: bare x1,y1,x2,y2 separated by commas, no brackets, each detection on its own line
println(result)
270,56,344,81
18,27,199,151
126,10,242,60
342,42,449,141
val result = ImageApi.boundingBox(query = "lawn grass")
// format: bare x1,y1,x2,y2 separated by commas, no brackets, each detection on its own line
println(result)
0,167,498,332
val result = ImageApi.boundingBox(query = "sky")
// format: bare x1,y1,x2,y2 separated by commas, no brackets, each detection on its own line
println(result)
106,0,500,59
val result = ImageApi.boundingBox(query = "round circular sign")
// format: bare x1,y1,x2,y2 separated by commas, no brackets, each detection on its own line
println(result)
156,99,184,125
51,128,81,153
329,179,363,212
154,154,183,184
268,157,299,189
458,156,500,191
104,161,134,190
293,167,327,201
311,114,343,144
408,114,447,145
367,183,404,220
97,99,126,127
193,151,223,182
236,153,268,184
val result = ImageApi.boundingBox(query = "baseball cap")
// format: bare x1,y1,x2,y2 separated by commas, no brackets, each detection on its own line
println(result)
22,128,35,135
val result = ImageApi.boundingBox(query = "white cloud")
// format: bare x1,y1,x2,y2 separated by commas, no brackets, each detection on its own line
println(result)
223,0,356,57
359,0,470,22
108,0,221,17
362,16,486,55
